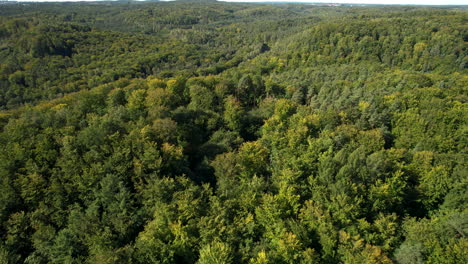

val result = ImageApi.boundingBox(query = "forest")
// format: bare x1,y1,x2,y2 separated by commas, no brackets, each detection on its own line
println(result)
0,1,467,263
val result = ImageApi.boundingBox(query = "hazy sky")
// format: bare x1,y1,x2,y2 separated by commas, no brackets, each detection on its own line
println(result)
9,0,468,5
221,0,468,4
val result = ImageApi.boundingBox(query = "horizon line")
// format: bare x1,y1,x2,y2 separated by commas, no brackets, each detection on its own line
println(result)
2,0,468,6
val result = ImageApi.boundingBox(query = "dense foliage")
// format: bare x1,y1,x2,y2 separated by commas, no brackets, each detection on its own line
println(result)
0,1,467,263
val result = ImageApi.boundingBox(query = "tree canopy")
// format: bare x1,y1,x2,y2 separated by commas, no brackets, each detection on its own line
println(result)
0,1,467,263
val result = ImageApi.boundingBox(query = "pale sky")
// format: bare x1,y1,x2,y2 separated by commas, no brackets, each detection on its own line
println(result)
9,0,468,5
222,0,468,4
